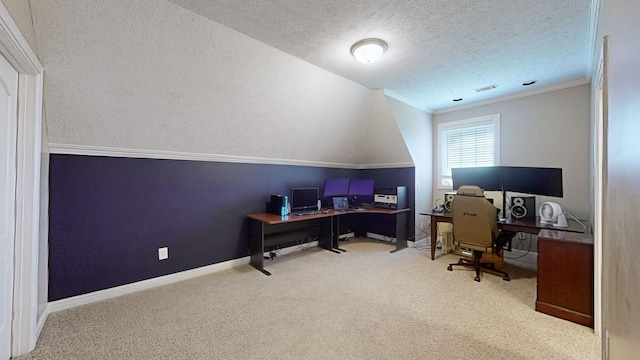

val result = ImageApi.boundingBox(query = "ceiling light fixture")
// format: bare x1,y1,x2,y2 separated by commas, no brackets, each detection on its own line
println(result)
350,38,388,64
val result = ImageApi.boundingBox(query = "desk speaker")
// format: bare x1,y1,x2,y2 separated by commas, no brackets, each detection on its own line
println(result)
444,192,456,213
510,196,535,221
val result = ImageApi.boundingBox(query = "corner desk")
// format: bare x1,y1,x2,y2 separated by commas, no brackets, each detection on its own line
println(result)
422,211,593,327
422,212,586,261
247,207,410,276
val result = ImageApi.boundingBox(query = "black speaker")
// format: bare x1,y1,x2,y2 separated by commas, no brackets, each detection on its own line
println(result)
510,196,535,221
444,192,456,212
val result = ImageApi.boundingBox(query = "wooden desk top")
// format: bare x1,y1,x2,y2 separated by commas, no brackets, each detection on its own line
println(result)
501,217,586,234
248,207,410,225
420,212,587,234
538,229,593,244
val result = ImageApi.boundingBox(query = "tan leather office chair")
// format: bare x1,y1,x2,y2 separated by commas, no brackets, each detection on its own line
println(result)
447,185,510,282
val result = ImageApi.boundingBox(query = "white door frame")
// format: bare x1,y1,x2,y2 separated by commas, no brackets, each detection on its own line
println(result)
0,3,44,357
593,47,604,338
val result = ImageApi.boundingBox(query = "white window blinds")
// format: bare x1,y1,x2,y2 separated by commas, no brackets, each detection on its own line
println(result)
437,114,500,188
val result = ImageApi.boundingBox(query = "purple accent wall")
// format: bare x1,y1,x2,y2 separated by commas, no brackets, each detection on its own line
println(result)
48,154,415,301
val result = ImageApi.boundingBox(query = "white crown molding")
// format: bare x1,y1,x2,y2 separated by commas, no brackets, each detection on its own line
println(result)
586,0,601,78
48,143,414,170
385,78,591,115
587,0,602,80
48,143,358,168
433,78,591,114
383,89,433,113
358,161,415,169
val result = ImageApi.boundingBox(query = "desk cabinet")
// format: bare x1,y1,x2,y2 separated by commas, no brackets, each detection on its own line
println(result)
536,230,594,328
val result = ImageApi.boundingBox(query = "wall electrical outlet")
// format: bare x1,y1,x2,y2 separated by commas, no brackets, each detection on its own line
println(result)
158,247,168,260
518,232,526,240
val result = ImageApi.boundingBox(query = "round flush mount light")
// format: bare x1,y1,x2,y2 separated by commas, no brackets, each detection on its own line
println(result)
350,38,388,63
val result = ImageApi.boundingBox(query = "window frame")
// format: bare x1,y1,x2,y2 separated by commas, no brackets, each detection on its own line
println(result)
436,114,501,190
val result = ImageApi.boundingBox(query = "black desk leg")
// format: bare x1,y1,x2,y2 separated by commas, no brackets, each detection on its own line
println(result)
332,215,347,252
320,217,341,254
390,212,409,253
249,220,271,276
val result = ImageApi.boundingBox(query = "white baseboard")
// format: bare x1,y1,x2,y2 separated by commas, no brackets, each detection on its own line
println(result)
47,241,323,314
35,308,48,343
47,256,250,313
414,236,428,243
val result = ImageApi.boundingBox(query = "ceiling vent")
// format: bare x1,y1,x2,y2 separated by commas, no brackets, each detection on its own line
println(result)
474,84,498,92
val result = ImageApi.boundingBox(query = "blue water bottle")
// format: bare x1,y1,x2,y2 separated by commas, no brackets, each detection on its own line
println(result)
281,196,289,218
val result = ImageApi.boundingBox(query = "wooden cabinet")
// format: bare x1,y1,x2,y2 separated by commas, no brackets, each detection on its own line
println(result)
536,230,594,327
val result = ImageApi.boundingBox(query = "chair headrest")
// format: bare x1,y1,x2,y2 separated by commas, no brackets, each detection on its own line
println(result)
455,185,484,197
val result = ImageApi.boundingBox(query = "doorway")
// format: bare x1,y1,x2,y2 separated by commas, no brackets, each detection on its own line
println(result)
0,50,19,360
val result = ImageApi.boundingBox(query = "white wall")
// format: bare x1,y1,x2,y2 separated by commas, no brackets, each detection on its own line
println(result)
385,95,432,239
596,0,640,358
432,85,591,220
357,89,414,167
30,0,412,168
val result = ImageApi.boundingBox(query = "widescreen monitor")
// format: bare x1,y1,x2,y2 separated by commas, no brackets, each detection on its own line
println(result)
451,166,502,192
348,179,375,196
323,178,350,197
290,187,319,211
501,166,563,197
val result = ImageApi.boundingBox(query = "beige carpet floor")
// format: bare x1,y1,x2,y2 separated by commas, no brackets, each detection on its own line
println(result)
17,238,600,359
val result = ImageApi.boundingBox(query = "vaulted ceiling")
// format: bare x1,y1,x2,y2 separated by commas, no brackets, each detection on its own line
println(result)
168,0,595,112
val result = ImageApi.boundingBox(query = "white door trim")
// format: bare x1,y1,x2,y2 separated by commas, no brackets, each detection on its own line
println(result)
0,2,44,357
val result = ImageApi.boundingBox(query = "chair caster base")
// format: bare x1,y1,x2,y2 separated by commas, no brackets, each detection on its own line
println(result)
474,276,481,282
503,275,510,281
447,265,453,271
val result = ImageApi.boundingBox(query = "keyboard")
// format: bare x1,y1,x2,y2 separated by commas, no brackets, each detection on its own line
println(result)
294,210,321,216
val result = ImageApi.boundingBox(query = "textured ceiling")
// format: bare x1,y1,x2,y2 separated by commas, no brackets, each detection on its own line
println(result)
168,0,594,112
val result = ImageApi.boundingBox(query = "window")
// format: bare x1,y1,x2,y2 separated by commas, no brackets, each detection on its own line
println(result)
437,114,500,189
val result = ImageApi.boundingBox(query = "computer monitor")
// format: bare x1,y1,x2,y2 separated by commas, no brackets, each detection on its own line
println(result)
323,178,350,197
348,179,375,196
451,166,502,191
290,187,319,212
501,166,563,197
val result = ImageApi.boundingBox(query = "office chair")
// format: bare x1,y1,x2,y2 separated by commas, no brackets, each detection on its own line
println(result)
447,185,510,282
